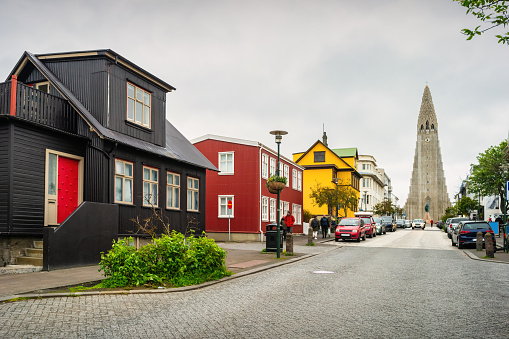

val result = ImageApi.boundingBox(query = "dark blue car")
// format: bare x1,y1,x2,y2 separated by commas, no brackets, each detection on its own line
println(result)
451,221,496,249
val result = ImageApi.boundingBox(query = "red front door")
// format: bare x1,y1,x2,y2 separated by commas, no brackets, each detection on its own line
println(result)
57,156,79,223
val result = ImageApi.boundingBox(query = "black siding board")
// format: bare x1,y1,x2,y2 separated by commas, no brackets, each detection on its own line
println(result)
112,145,206,235
10,123,86,233
0,123,9,231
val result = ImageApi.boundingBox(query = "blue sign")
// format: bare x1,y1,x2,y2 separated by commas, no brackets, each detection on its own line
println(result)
490,222,499,235
403,213,406,218
506,181,509,200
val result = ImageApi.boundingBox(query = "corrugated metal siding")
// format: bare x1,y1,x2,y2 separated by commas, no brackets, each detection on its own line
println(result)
10,123,86,234
113,145,206,235
0,123,9,231
194,140,261,233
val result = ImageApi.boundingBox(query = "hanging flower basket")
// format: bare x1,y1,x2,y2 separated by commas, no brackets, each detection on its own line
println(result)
266,176,286,194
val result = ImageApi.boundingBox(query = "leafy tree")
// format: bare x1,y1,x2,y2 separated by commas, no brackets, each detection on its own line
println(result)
309,181,358,218
373,199,395,216
441,206,458,223
453,0,509,44
455,196,480,216
394,206,405,218
467,139,509,219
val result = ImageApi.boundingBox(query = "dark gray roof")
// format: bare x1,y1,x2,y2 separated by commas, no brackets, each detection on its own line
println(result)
12,51,216,171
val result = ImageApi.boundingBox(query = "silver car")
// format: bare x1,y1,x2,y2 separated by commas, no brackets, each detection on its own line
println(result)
447,217,470,239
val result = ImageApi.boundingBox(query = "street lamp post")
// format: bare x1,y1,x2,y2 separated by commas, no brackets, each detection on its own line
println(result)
270,130,287,259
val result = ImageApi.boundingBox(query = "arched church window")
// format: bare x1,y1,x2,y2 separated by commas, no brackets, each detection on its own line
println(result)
431,124,434,131
420,125,424,132
426,121,429,130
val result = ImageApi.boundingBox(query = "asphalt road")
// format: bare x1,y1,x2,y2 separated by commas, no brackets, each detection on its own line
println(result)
1,228,508,338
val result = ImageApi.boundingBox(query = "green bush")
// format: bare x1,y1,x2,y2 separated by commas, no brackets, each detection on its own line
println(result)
99,231,230,288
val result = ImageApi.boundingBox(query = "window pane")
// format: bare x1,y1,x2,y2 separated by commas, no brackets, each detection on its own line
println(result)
136,88,143,100
194,179,199,189
115,177,123,202
152,184,158,205
194,191,199,210
227,161,233,172
188,191,192,209
128,84,135,98
125,179,132,203
143,182,150,203
127,98,134,120
174,188,179,208
135,102,143,123
143,168,150,180
48,153,57,195
115,161,124,175
143,106,150,126
143,92,150,106
125,163,132,177
167,174,173,185
188,178,192,188
151,170,158,182
175,175,180,186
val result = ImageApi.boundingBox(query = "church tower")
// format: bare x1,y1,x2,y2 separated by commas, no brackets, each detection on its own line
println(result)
405,86,450,222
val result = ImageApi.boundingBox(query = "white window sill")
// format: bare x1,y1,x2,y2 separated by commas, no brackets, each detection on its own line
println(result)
218,215,234,218
218,172,234,176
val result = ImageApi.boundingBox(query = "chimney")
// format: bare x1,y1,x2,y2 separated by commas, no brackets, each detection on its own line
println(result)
322,131,328,147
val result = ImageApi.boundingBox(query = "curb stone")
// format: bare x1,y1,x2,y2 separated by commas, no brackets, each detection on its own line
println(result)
463,250,509,264
0,246,340,303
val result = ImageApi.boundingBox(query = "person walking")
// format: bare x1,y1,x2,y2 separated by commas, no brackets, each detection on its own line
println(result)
430,219,434,228
284,210,295,234
310,215,320,239
320,215,329,239
330,218,337,238
280,217,287,240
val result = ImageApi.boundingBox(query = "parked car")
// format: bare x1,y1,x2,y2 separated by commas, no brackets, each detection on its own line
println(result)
381,216,395,232
435,220,443,229
451,221,496,250
360,216,376,238
404,220,412,228
412,219,425,229
447,217,470,239
443,218,452,232
396,219,406,228
335,217,366,242
373,217,386,235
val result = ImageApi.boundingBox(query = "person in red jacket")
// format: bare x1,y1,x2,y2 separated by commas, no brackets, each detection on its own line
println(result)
284,210,295,234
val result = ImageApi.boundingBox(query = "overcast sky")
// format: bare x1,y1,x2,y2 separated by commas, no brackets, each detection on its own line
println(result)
1,0,508,206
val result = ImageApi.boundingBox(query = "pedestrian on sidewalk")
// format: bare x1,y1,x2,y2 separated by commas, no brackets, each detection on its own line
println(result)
431,219,433,228
330,218,336,238
320,215,329,239
281,217,287,240
310,215,320,239
284,211,295,234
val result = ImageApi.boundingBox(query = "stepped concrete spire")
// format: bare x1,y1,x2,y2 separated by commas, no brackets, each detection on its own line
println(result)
405,86,451,222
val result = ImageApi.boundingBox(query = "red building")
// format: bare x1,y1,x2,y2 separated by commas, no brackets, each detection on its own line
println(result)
193,135,304,241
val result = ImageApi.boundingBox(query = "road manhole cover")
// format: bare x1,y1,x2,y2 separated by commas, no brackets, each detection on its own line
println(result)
311,271,335,274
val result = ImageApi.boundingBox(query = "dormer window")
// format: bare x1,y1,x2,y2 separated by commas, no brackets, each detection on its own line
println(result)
127,83,151,128
35,81,50,93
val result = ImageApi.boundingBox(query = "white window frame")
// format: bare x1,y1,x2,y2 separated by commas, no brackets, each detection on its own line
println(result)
284,202,290,215
261,154,268,179
269,157,276,177
218,152,234,175
127,82,151,128
36,81,50,93
279,200,284,219
166,172,180,210
270,198,276,222
292,169,298,190
143,166,159,207
283,164,289,187
293,204,302,225
187,177,199,212
218,195,234,218
297,171,302,191
262,196,269,221
114,159,133,205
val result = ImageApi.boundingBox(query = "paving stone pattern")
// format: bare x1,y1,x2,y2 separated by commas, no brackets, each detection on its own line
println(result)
1,231,508,338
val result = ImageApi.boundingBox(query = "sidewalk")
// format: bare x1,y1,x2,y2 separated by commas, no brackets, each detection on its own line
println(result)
0,234,335,301
463,247,509,264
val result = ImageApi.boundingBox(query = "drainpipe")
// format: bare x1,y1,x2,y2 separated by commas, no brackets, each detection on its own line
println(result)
259,145,263,242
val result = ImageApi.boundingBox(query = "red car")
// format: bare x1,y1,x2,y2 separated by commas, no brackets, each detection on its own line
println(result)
335,217,366,242
360,216,376,238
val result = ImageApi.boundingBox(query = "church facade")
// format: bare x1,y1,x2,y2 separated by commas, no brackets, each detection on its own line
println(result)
405,86,451,222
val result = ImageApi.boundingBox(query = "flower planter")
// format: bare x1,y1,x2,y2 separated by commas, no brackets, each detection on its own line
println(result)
267,181,286,194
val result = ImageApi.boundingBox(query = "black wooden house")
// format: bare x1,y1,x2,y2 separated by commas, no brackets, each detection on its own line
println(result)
0,50,216,270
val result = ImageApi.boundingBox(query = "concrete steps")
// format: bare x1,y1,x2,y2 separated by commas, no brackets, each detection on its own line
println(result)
14,241,43,268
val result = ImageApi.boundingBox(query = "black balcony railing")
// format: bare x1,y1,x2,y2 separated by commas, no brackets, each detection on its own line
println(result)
0,81,77,134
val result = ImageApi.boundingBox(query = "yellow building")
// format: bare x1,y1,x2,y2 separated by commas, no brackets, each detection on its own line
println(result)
293,140,361,218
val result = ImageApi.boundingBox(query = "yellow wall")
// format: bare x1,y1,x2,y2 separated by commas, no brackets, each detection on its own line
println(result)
294,142,359,218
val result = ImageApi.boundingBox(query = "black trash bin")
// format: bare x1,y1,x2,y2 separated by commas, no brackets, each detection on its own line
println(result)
266,223,283,252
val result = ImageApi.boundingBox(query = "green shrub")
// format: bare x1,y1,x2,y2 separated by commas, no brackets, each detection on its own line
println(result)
99,232,231,288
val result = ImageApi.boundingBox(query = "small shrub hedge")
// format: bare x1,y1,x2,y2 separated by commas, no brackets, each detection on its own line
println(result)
99,231,231,288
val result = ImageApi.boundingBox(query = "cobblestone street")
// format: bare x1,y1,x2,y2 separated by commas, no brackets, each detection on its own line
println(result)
1,228,508,338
